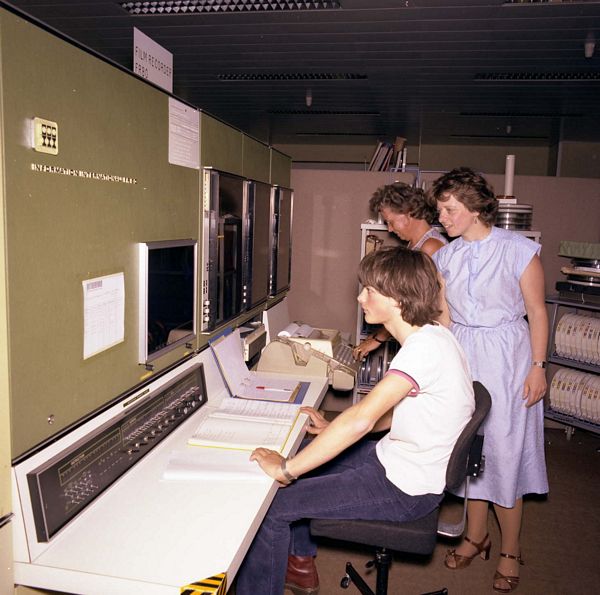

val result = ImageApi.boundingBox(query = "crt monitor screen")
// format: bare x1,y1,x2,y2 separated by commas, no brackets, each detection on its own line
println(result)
139,239,197,364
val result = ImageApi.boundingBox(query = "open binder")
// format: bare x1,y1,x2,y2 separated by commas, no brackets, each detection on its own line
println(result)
209,327,308,403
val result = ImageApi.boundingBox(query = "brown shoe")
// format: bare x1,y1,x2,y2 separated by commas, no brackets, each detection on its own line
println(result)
284,555,319,595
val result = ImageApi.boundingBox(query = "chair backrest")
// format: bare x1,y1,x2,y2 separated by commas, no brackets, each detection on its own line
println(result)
445,381,492,492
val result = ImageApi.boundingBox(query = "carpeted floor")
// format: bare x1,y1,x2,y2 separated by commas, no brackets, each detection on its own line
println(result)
304,427,600,595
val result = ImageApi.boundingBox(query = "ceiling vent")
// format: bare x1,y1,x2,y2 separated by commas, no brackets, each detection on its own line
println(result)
217,73,367,81
119,1,341,14
475,72,600,81
460,112,582,118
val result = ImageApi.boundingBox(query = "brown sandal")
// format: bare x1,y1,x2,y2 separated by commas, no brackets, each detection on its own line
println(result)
493,552,524,593
444,534,491,569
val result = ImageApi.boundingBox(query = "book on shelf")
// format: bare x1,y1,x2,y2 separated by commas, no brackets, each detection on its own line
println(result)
381,145,394,171
187,398,302,451
368,137,407,171
368,141,383,170
374,142,392,171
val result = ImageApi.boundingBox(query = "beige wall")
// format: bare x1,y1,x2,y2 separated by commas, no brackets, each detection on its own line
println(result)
286,170,414,336
288,169,600,341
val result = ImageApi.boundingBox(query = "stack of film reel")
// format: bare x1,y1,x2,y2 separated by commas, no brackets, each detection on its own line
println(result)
556,257,600,302
357,339,399,392
495,203,533,230
550,313,600,424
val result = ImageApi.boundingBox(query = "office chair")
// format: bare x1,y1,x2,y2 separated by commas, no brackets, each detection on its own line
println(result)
310,381,492,595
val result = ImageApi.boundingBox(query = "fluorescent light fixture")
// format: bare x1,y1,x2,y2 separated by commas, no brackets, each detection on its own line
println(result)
120,1,341,14
269,110,380,115
217,73,367,81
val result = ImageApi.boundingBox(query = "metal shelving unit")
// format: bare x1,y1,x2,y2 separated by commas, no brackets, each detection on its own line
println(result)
545,296,600,439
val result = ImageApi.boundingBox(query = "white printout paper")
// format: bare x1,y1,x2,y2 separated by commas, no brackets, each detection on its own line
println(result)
168,97,200,169
211,330,300,401
163,449,270,482
82,273,125,359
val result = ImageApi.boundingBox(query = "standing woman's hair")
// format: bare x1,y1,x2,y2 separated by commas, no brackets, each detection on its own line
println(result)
428,167,498,226
369,182,438,224
358,246,441,326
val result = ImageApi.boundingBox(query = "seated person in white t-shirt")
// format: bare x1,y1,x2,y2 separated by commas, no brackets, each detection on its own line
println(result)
235,246,475,595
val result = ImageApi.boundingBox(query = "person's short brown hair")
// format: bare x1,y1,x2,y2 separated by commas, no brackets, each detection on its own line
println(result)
369,182,437,224
428,167,498,226
358,246,441,326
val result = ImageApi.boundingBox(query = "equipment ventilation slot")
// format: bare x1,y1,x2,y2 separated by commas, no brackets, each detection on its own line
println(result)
475,72,600,81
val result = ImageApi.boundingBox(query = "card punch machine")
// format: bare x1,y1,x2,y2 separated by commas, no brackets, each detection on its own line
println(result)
257,323,360,391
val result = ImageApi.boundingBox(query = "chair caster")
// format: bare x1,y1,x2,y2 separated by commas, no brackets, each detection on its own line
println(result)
341,574,351,589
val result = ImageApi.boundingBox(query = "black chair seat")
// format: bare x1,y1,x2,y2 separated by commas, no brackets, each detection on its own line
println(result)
311,508,439,555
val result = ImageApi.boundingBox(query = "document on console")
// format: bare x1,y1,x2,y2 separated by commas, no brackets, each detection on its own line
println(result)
187,398,302,452
162,448,270,482
210,329,301,402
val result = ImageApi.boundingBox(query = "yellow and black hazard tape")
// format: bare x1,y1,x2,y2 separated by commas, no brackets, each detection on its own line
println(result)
181,572,227,595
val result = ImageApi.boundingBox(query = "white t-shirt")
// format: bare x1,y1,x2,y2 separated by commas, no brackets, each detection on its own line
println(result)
376,324,474,496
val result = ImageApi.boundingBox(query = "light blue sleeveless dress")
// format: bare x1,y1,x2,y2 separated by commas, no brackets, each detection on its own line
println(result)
433,226,548,507
411,227,447,251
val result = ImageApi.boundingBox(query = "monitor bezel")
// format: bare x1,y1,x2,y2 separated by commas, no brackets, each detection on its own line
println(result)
138,239,198,364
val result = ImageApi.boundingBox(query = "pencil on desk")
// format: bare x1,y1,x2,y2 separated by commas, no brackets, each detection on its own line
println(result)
255,386,294,392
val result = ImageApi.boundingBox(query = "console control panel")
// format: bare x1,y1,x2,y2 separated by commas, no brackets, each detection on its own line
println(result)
27,363,207,542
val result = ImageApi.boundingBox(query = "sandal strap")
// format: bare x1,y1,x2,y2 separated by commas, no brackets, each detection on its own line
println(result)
494,570,521,592
463,533,490,553
499,552,524,565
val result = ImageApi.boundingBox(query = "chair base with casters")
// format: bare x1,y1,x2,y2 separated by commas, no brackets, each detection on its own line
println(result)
310,381,491,595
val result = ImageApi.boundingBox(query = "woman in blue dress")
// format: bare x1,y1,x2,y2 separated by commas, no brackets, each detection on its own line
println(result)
429,168,549,593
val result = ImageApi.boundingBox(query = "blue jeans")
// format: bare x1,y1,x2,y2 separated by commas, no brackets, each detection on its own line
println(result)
235,439,442,595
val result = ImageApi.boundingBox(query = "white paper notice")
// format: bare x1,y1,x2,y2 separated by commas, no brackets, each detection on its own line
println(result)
168,97,200,169
82,273,125,359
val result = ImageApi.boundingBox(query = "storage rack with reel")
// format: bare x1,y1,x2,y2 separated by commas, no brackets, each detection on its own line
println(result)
545,296,600,439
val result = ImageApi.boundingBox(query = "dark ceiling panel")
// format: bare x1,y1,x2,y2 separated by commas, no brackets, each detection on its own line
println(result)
3,0,599,145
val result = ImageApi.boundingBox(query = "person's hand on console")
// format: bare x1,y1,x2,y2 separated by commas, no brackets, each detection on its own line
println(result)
300,407,329,435
250,448,295,486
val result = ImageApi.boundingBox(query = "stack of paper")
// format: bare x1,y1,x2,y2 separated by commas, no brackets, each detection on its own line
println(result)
187,398,301,451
